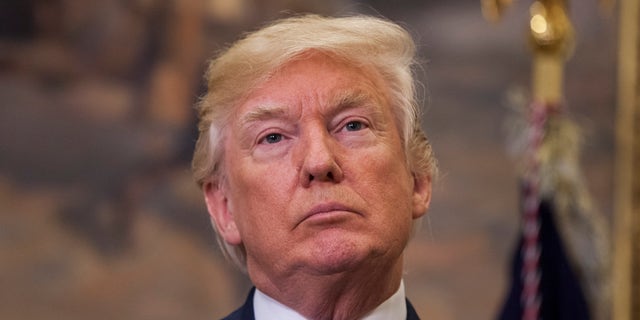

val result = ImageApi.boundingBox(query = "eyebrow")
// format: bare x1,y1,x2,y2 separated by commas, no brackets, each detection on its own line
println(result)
325,89,384,119
240,105,289,128
330,90,378,110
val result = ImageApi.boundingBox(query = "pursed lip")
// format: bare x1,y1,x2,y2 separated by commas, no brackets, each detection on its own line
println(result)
296,202,359,227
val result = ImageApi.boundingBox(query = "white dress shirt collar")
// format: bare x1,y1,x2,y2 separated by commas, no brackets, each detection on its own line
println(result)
253,280,407,320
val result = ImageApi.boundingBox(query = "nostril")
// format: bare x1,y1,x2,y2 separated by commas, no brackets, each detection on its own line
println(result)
309,174,314,182
327,172,333,180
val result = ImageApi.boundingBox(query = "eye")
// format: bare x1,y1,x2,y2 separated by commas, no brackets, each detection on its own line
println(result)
261,133,283,144
344,120,365,132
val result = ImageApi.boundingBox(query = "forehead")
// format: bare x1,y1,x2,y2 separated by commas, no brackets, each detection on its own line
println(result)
234,52,390,117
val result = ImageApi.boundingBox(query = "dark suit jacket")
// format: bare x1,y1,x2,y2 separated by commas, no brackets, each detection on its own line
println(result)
222,288,421,320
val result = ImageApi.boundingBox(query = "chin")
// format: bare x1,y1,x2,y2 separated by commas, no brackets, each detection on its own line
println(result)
304,234,387,275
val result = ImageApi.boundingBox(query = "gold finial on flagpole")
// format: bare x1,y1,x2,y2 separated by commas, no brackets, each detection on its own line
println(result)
528,0,573,106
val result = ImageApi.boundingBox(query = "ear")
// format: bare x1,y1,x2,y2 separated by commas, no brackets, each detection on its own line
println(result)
411,173,432,219
203,181,242,245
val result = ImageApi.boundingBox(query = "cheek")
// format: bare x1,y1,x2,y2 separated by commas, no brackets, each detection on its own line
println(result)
226,162,294,236
365,144,412,187
354,147,414,214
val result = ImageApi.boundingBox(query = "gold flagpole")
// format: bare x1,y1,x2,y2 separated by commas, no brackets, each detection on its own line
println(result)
526,4,611,320
614,0,640,318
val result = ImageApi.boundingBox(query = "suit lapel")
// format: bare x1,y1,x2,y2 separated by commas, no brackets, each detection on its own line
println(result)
406,299,421,320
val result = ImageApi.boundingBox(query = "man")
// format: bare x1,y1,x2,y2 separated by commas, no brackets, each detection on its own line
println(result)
192,14,437,320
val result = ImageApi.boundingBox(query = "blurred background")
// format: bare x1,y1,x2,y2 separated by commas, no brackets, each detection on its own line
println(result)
0,0,619,319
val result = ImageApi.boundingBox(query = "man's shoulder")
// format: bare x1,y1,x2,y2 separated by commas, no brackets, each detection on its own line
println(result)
221,288,255,320
222,307,252,320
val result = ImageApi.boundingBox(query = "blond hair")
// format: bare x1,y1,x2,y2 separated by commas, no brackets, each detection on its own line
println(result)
192,14,437,270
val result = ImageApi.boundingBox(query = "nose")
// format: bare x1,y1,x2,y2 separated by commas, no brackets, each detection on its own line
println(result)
298,128,344,187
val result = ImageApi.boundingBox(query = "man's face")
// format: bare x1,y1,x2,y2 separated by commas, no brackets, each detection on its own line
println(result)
205,53,431,280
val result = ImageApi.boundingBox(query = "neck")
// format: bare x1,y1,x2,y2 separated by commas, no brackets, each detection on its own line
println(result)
249,256,404,320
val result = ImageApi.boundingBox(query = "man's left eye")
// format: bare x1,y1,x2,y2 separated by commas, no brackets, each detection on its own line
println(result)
344,121,365,131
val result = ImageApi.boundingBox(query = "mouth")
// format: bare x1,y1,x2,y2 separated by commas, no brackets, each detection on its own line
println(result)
296,202,360,227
